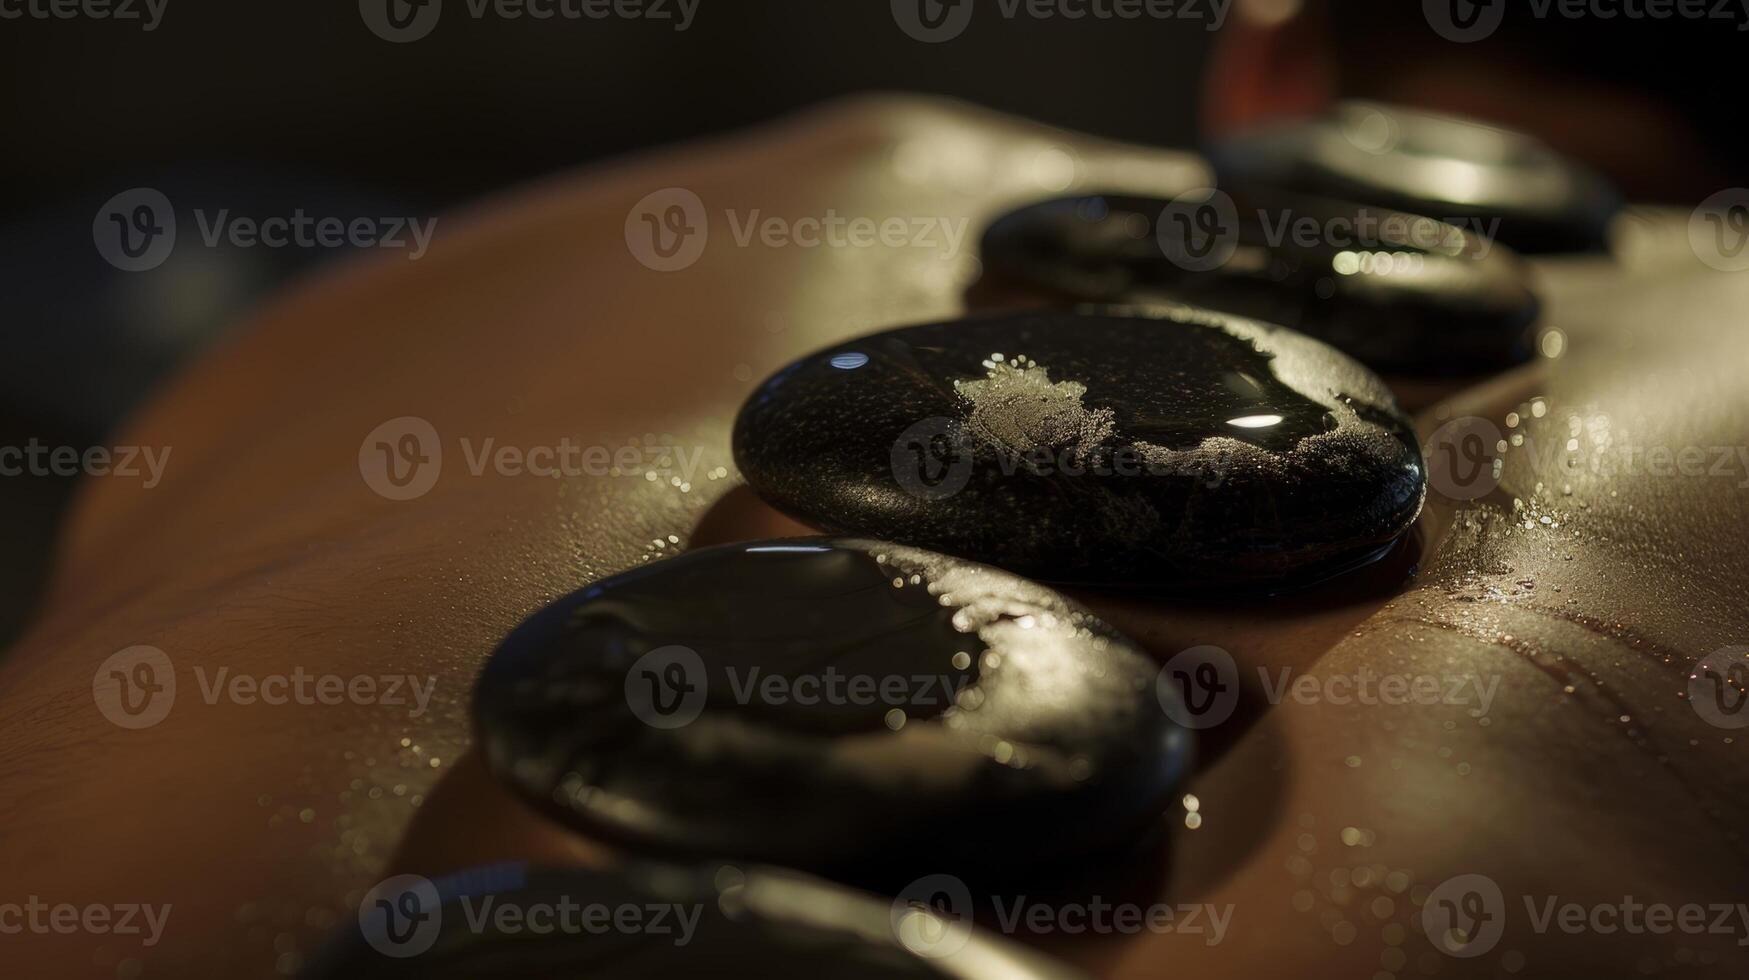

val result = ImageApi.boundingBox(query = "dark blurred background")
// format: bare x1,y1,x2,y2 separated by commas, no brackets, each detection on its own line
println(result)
0,1,1213,642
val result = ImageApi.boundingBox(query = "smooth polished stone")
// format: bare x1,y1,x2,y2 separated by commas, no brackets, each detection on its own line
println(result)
472,539,1190,886
1207,101,1621,255
733,309,1425,589
303,861,1084,978
977,190,1542,374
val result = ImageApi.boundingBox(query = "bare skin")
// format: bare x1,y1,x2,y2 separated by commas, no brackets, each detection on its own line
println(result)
1,97,1745,978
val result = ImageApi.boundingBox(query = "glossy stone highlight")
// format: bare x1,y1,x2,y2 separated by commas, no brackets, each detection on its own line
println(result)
1208,101,1621,255
472,539,1190,886
734,308,1425,589
978,190,1542,374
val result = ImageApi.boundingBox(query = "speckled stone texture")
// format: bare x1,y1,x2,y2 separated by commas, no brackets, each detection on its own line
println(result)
734,308,1426,590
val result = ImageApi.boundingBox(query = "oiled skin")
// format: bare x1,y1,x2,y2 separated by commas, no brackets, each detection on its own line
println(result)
0,98,1745,978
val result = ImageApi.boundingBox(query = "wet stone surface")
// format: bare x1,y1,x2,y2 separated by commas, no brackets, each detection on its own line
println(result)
1207,100,1622,255
977,190,1542,374
472,538,1191,887
733,308,1426,590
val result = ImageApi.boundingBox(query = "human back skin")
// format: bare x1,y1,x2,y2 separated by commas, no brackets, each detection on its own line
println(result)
0,97,1745,978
